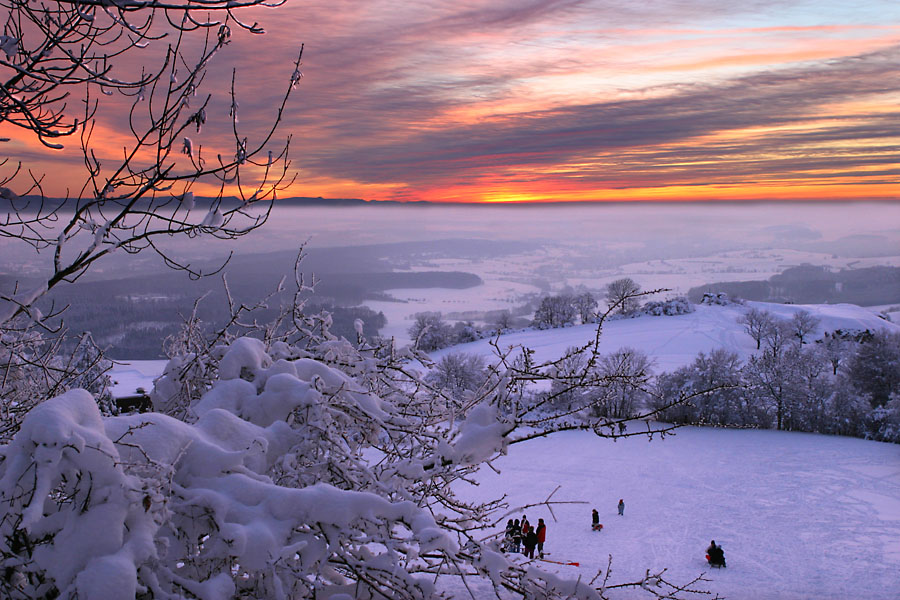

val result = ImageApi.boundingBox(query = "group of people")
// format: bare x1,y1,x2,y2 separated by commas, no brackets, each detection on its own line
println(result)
503,515,547,558
504,502,727,569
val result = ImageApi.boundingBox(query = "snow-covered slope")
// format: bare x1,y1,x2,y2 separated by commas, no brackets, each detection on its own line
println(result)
432,301,898,374
455,426,900,600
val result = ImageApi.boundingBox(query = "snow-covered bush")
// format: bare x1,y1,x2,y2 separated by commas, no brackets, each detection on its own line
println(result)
868,396,900,443
641,296,694,317
0,326,113,443
652,349,747,426
426,352,490,409
699,291,742,306
450,320,482,344
1,324,720,599
0,338,470,599
64,333,114,414
408,312,455,351
844,330,900,409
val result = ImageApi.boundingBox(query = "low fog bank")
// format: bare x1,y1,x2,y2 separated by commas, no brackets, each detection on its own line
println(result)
3,201,897,357
259,201,900,255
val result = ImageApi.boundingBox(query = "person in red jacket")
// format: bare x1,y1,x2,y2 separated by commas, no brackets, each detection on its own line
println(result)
536,518,546,558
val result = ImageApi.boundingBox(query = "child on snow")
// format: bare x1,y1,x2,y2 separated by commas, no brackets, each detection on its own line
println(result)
591,508,602,531
617,498,625,516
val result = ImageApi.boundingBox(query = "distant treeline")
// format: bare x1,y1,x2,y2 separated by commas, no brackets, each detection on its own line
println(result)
688,265,900,306
43,290,389,360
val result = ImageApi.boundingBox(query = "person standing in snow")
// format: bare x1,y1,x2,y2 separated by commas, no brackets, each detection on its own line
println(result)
617,498,625,516
523,525,538,559
503,519,515,552
521,515,530,537
512,519,522,553
591,508,602,531
536,518,546,557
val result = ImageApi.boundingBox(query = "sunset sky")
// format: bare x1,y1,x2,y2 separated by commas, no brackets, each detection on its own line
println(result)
8,0,900,203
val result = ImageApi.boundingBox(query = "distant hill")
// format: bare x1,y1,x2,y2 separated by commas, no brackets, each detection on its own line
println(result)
687,265,900,306
0,195,418,212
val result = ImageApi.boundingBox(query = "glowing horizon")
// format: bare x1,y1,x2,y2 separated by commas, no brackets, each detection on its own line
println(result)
5,0,900,203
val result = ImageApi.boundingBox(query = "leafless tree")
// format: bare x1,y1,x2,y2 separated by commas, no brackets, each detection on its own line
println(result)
533,294,576,329
605,277,641,315
572,291,598,323
790,310,821,344
591,347,653,419
738,307,774,349
0,0,284,147
819,331,848,375
1,0,301,316
0,0,302,433
762,319,795,357
494,309,513,332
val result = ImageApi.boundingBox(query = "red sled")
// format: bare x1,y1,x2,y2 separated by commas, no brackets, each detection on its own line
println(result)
538,557,580,567
592,524,603,531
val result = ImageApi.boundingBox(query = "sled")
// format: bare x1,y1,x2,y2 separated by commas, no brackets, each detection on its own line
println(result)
591,523,603,531
538,557,580,567
705,554,726,568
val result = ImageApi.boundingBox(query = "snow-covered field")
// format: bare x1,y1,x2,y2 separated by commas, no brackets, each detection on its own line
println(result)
455,426,900,600
433,302,897,374
109,360,168,397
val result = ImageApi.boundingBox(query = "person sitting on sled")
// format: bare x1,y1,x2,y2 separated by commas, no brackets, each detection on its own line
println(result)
706,540,726,568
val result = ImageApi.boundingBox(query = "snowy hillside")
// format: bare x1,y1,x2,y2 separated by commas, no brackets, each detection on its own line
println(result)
454,426,900,600
108,301,896,393
432,301,898,374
